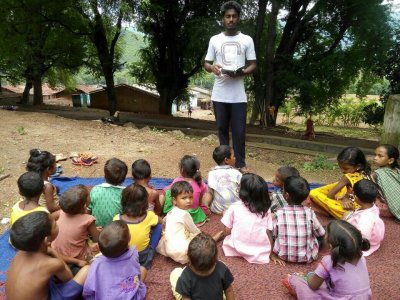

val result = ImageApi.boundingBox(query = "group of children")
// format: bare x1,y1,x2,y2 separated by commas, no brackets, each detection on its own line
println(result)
5,143,400,299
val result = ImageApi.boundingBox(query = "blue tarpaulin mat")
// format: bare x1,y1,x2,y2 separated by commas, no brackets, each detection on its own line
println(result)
0,176,324,290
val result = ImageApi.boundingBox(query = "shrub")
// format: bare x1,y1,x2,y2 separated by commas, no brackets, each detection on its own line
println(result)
303,154,336,171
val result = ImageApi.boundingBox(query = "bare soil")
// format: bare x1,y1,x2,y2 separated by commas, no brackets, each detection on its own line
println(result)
0,104,345,233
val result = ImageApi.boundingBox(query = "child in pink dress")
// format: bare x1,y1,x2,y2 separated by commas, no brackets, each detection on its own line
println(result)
52,185,101,262
343,179,385,256
221,173,272,264
284,220,372,299
161,155,211,224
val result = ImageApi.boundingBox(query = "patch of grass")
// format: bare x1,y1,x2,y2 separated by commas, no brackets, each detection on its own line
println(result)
150,127,166,134
17,126,27,135
283,123,379,140
0,167,4,175
303,154,336,171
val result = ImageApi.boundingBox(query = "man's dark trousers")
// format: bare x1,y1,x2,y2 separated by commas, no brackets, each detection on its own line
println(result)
213,101,247,168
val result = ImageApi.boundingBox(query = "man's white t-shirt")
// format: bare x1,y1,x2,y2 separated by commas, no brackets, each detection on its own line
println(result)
205,32,256,103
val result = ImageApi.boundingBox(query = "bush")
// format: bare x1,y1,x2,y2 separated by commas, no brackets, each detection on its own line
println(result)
303,154,336,171
362,102,384,126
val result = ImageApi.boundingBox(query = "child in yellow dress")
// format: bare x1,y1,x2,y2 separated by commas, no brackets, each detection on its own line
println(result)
310,147,370,219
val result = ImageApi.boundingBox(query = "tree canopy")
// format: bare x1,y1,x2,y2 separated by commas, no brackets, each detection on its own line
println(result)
0,0,398,119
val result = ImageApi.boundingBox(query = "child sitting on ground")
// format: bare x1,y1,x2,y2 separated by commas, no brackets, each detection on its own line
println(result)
132,159,162,215
157,181,223,264
268,176,325,264
114,184,162,275
162,155,211,225
284,220,371,299
221,173,272,264
10,171,49,226
6,212,89,300
270,166,300,212
207,145,242,214
372,144,400,221
52,185,100,265
170,233,235,300
27,149,60,212
343,179,385,256
83,221,147,299
89,158,127,227
310,146,370,219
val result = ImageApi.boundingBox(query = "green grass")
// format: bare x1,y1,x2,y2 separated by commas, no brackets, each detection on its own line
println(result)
283,123,380,140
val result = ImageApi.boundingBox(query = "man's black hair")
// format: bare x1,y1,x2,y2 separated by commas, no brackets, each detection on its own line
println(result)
221,1,242,17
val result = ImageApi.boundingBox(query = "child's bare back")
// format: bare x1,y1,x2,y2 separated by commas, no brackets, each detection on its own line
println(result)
6,211,89,300
7,250,67,300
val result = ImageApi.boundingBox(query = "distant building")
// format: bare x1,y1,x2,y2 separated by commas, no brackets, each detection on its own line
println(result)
190,86,211,109
1,84,62,100
87,83,160,113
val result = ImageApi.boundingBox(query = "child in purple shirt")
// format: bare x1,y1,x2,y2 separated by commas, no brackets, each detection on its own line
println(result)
83,221,146,300
284,220,372,299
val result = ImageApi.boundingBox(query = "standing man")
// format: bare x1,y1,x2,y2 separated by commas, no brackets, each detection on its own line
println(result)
204,1,257,174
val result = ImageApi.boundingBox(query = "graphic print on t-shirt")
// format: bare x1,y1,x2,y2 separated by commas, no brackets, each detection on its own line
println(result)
221,41,245,71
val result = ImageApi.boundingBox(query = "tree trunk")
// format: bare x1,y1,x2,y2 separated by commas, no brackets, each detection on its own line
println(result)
20,80,32,104
381,94,400,149
103,67,117,115
158,88,175,115
265,0,279,126
250,0,268,125
32,75,43,105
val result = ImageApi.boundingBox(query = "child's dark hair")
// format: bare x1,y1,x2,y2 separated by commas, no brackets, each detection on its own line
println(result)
213,145,232,165
221,1,241,17
239,173,271,218
59,185,89,215
121,184,148,217
26,149,55,175
337,147,370,174
327,220,370,269
284,176,310,205
353,179,378,204
10,211,51,251
180,155,202,187
380,144,400,168
277,166,300,180
99,221,130,258
18,171,44,198
188,233,217,272
132,159,151,180
171,181,194,198
104,158,128,185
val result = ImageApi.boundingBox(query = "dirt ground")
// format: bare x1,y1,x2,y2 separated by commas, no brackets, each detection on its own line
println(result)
0,106,344,234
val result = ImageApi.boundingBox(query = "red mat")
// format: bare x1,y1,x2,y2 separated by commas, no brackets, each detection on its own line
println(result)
145,213,400,299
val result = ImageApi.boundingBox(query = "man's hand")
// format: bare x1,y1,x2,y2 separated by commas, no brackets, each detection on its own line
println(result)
210,64,222,75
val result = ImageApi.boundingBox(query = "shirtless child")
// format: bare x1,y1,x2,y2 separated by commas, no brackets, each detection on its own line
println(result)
6,211,89,300
132,159,162,215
